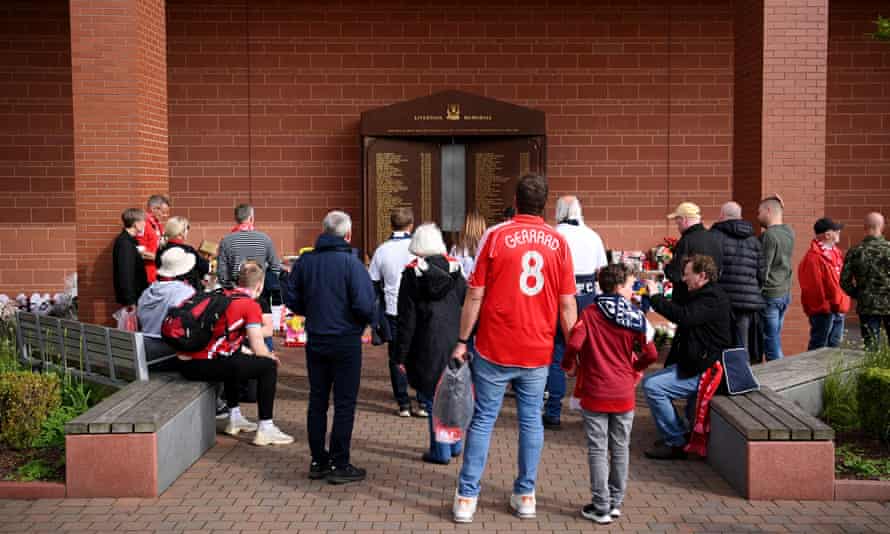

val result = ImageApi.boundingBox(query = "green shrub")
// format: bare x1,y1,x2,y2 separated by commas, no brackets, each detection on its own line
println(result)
822,360,860,432
14,459,58,482
0,371,61,449
857,367,890,442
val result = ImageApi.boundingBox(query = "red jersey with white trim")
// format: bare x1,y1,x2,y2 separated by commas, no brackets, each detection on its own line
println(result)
469,214,576,367
180,289,263,360
136,214,161,283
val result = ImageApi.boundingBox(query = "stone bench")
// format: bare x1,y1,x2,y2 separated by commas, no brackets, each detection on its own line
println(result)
708,387,836,500
64,372,217,497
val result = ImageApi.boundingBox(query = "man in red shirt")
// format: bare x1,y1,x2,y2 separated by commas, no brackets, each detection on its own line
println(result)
799,217,851,349
562,263,657,524
136,194,170,283
177,261,293,447
450,174,578,523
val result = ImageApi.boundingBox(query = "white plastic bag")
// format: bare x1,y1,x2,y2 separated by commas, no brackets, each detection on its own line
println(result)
112,306,138,332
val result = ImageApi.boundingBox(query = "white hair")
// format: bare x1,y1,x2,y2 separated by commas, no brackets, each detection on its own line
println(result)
555,196,583,224
323,210,352,238
409,223,447,257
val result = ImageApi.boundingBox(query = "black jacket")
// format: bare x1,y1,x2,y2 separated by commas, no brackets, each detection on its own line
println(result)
710,219,765,311
155,241,210,291
281,233,375,339
112,230,149,307
397,255,467,397
664,223,724,304
651,282,733,378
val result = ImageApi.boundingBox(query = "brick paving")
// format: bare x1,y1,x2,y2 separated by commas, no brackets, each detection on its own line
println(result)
1,345,888,534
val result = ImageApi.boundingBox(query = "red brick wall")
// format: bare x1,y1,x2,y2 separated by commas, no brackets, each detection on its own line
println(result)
827,0,890,251
733,0,763,224
0,1,76,296
166,0,735,257
70,0,169,323
761,0,830,354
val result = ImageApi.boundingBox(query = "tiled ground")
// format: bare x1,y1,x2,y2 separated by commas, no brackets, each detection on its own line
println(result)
1,345,888,534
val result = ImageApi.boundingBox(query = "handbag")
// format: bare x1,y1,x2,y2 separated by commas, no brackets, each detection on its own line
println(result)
721,346,760,395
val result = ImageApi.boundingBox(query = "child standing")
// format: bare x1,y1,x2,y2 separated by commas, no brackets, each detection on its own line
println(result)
562,264,657,524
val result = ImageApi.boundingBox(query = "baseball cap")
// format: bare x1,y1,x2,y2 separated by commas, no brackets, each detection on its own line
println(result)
666,202,701,219
814,217,843,235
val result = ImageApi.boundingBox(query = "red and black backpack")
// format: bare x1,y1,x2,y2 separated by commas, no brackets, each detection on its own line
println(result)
161,290,243,352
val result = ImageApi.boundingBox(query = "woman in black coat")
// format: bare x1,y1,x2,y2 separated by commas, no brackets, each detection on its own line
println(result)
397,223,467,464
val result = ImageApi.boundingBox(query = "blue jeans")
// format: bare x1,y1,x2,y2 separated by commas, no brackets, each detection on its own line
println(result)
808,313,845,350
418,392,462,462
385,315,410,408
458,355,549,498
642,365,701,447
760,293,790,361
545,339,566,420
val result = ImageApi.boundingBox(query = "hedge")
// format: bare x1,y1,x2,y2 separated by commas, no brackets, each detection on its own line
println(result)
0,371,61,449
857,367,890,442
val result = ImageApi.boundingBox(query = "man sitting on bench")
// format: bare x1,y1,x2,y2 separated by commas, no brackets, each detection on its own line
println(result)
177,262,294,446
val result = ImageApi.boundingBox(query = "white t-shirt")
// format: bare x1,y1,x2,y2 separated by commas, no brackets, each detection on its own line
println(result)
556,221,608,276
368,232,414,316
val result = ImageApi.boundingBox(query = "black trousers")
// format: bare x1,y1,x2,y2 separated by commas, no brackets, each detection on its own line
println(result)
306,335,362,469
179,353,277,420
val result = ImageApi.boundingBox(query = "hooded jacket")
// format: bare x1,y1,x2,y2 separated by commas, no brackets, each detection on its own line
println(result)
136,280,195,337
664,223,724,304
562,294,657,413
710,219,765,311
798,239,851,317
651,281,734,378
281,233,375,339
396,255,467,396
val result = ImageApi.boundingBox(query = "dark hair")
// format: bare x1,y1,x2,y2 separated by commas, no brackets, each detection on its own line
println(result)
502,206,515,221
598,263,635,294
147,194,170,208
121,208,145,228
515,174,548,216
390,207,414,230
682,254,719,282
234,203,254,223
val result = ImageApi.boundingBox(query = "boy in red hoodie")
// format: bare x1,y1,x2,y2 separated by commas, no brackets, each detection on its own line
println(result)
562,263,657,525
798,217,851,350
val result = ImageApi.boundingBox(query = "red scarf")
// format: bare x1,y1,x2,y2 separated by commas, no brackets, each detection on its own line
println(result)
684,361,724,457
231,222,255,233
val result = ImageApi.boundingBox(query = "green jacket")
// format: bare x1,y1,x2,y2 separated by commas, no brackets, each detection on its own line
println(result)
840,235,890,316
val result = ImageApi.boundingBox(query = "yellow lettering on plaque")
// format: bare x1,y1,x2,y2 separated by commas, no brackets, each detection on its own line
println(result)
475,152,509,225
421,152,432,222
519,152,530,177
375,152,411,246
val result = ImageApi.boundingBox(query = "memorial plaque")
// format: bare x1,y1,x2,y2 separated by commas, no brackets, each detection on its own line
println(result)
363,138,440,252
467,138,544,226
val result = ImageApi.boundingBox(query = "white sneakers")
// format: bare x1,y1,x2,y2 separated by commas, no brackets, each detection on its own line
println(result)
253,424,295,446
509,493,536,519
581,504,622,524
224,416,257,436
452,492,537,523
452,492,478,523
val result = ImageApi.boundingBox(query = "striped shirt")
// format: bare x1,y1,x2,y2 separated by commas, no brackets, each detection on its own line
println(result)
217,230,281,288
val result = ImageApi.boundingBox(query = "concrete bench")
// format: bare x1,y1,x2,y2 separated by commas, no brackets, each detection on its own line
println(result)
14,310,174,385
708,387,836,500
64,372,217,497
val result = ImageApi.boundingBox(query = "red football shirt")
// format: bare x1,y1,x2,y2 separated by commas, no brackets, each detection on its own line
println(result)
180,289,263,360
469,214,576,367
136,214,162,283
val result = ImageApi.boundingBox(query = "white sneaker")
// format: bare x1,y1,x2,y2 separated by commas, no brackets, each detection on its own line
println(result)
452,491,477,523
252,424,294,446
582,504,613,524
610,508,622,518
398,408,411,417
224,416,257,436
412,407,429,418
510,493,536,519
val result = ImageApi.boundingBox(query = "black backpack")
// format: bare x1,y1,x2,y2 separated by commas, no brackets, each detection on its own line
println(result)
161,290,243,352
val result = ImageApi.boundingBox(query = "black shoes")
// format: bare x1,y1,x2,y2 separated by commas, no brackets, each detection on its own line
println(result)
308,460,333,480
422,452,450,465
542,415,561,430
644,443,688,460
327,464,367,485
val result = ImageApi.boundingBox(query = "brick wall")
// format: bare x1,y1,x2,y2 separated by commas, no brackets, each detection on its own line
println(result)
0,1,76,296
827,0,890,251
166,0,735,257
733,0,763,224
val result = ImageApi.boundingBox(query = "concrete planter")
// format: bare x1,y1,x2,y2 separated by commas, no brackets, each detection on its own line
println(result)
834,479,890,501
0,480,66,499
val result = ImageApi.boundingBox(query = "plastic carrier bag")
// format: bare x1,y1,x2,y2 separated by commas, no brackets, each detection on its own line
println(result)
432,358,475,444
112,306,138,332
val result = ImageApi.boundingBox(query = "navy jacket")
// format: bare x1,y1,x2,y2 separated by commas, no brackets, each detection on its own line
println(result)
710,219,765,312
282,233,375,338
